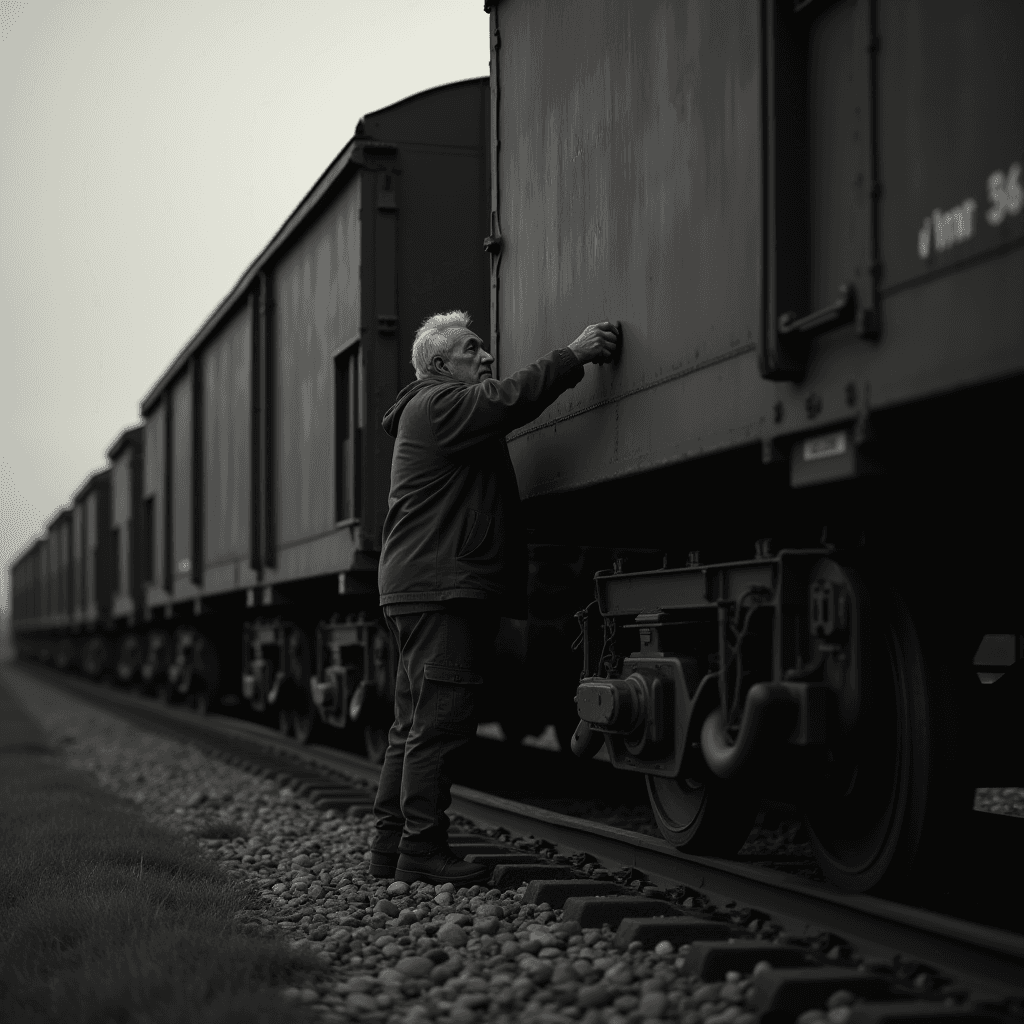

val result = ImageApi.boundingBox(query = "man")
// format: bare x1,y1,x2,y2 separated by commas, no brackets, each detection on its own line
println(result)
371,310,621,884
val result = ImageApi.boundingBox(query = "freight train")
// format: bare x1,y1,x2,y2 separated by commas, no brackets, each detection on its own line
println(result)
11,2,1024,893
11,79,495,761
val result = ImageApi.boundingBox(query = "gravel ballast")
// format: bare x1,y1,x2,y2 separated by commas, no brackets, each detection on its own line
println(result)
8,672,1022,1023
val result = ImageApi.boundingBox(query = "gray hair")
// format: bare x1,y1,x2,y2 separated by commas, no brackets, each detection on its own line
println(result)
411,310,473,380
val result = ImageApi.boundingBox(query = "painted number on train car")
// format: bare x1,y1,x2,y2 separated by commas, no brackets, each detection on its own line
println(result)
985,163,1023,226
917,161,1022,260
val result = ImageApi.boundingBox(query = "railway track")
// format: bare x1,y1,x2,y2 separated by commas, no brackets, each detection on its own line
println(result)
10,661,1024,1016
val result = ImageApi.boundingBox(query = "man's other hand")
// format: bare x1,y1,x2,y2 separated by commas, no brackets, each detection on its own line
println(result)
569,321,621,365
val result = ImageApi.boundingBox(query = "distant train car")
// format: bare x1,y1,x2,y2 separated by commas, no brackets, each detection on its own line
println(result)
47,509,74,669
70,469,113,677
107,427,146,686
126,79,491,750
486,0,1024,891
10,540,44,661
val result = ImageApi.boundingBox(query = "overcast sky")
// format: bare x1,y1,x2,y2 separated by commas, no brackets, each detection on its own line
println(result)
0,0,489,613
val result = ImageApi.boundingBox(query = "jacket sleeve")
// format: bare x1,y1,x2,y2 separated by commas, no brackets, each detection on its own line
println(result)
427,348,585,456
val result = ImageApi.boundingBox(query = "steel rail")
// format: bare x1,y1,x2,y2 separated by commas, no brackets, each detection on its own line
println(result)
8,663,1024,996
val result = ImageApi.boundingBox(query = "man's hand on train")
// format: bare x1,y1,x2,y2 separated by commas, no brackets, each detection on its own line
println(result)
569,321,621,365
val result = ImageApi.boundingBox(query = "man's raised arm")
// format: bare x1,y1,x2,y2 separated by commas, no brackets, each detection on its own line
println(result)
429,322,620,456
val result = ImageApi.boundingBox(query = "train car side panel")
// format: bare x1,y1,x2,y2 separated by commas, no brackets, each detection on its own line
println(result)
494,0,765,497
143,403,167,609
170,374,197,601
270,178,362,579
202,304,255,595
111,449,133,619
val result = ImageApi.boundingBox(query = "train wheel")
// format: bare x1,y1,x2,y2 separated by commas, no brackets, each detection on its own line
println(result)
647,772,759,855
802,583,971,893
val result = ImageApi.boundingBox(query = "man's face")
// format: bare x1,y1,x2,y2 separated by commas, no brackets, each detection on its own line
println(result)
433,332,494,384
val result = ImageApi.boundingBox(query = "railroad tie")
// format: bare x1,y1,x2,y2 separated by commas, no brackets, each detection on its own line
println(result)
521,879,629,909
681,939,816,980
491,863,574,889
612,916,735,950
845,1003,1004,1024
751,968,900,1024
561,896,684,930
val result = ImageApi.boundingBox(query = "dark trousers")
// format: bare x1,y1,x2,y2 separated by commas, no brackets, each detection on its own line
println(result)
372,605,500,856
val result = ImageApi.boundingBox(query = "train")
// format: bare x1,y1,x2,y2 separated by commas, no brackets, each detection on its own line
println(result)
11,1,1024,894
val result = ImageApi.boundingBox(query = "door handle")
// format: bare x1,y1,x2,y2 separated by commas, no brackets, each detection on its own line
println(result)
778,283,856,340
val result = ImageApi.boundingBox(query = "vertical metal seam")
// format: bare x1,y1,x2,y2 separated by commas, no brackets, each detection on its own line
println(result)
249,288,262,575
489,5,502,373
164,392,173,594
262,270,276,568
760,0,776,381
191,355,204,587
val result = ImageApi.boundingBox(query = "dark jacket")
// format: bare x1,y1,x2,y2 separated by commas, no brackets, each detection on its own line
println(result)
378,348,585,616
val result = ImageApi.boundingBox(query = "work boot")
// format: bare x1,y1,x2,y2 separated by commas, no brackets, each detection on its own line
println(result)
369,831,402,879
394,848,491,886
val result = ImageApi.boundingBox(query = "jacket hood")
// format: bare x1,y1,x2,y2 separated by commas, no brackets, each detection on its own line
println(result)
382,377,446,437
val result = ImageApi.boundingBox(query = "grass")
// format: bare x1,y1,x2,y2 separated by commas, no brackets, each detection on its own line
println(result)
0,684,321,1024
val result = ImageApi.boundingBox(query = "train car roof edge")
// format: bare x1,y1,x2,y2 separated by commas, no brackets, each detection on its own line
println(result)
71,467,111,506
106,424,144,461
139,77,486,416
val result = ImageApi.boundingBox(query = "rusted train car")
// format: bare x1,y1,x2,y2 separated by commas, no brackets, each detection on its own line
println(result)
486,0,1023,890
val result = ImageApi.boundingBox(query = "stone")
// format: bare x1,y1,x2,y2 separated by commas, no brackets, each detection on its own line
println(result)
473,916,500,936
397,956,435,978
347,992,378,1012
578,983,615,1008
434,892,454,906
604,962,633,986
639,991,668,1017
437,922,469,947
379,968,406,986
387,880,411,896
375,899,400,918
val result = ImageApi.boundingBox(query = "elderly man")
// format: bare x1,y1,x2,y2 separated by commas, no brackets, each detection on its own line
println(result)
371,310,620,884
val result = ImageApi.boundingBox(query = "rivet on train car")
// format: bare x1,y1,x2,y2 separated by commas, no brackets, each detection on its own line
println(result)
773,401,784,424
845,382,857,407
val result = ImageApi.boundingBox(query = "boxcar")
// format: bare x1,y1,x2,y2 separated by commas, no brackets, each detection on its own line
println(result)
10,541,44,661
106,427,145,684
487,0,1024,890
127,79,491,745
46,509,74,668
70,469,113,677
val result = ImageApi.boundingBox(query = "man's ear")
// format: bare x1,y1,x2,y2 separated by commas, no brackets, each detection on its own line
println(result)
432,355,449,376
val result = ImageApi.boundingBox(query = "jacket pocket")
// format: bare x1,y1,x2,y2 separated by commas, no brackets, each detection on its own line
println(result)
423,662,484,685
457,509,494,560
